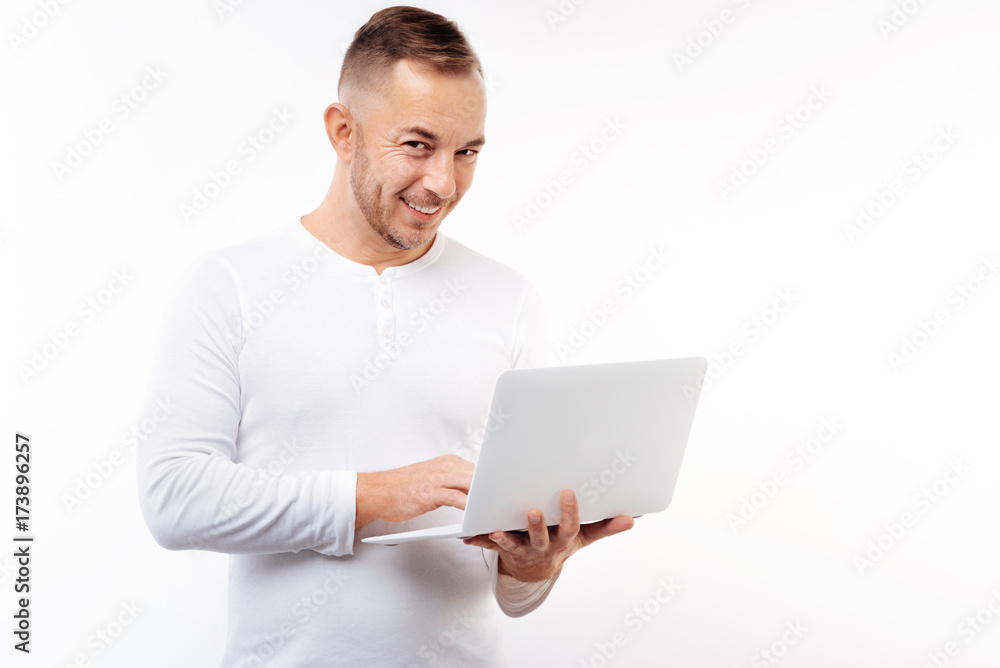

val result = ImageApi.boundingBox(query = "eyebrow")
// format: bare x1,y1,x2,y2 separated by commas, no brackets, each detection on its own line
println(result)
400,125,485,149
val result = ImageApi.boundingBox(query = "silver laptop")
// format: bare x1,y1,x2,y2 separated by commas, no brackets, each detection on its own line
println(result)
361,356,707,545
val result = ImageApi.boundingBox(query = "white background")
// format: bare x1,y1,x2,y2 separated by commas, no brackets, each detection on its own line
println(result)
2,0,999,666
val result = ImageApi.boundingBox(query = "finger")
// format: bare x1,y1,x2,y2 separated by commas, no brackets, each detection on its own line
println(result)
429,487,468,511
441,454,476,479
462,535,498,551
431,463,474,494
421,455,474,489
604,515,634,535
489,530,521,552
579,515,634,547
443,453,477,470
555,489,580,545
526,508,549,550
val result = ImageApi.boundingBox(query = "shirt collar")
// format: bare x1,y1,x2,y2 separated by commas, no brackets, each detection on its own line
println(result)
293,218,446,279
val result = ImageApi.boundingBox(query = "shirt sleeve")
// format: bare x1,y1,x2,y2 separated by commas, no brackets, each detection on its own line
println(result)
135,252,357,557
489,278,561,615
487,549,561,617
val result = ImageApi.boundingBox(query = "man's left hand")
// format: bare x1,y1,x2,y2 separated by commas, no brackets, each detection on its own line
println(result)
462,489,634,582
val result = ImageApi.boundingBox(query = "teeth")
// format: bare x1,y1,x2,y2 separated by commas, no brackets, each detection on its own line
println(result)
403,198,440,215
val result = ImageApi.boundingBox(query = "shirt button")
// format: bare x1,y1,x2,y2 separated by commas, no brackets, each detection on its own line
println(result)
380,299,391,309
382,327,392,339
378,275,388,285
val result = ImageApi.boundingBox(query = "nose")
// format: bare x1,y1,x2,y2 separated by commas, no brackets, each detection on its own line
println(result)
422,151,457,201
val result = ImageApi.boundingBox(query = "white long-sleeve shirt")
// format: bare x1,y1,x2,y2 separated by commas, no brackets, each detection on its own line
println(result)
136,218,558,667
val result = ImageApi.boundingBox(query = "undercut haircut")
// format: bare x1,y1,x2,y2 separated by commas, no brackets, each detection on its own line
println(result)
338,5,484,106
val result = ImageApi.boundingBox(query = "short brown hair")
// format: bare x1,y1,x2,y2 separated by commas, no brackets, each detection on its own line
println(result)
338,6,483,103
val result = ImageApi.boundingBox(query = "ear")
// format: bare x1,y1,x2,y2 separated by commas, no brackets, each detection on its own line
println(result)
323,102,355,162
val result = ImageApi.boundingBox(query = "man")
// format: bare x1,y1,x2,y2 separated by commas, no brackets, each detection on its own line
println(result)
137,6,632,666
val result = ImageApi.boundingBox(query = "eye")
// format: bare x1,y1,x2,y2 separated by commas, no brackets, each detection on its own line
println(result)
457,149,478,157
404,141,428,150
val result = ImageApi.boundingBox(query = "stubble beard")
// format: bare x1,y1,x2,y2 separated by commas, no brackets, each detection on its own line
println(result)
350,133,435,251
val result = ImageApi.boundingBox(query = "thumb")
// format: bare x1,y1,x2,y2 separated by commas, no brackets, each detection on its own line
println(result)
579,515,634,547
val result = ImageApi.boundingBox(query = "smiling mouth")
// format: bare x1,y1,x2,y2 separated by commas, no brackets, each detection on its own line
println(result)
400,197,442,215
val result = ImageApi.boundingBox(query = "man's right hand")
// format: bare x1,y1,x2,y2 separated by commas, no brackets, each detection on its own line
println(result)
355,454,474,527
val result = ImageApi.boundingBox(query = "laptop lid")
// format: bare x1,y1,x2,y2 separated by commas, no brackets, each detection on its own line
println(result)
457,356,707,536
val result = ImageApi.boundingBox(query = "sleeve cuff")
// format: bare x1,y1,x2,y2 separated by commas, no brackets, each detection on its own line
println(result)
311,470,358,557
486,549,560,617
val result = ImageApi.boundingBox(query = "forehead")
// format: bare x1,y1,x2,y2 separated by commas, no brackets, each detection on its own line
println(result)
371,59,486,140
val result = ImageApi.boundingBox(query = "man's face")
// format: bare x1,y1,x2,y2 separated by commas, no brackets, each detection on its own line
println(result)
348,59,487,250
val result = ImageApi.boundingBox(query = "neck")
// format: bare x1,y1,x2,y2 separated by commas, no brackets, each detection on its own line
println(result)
301,170,433,275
